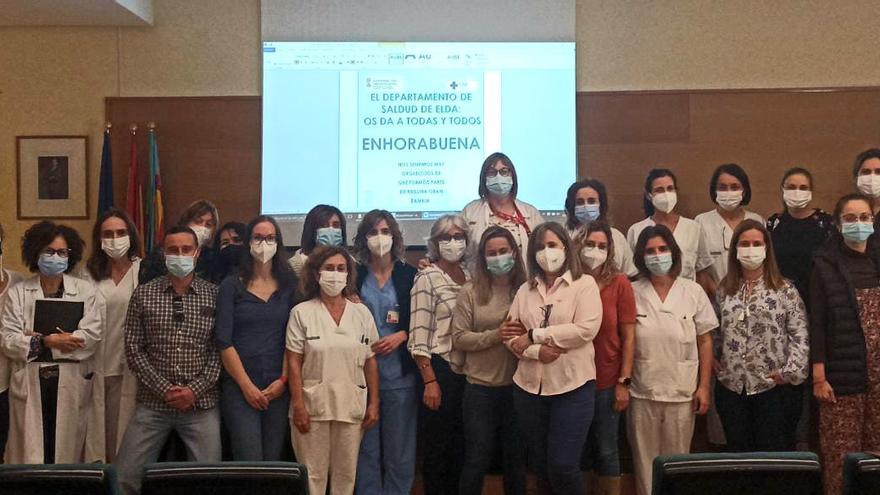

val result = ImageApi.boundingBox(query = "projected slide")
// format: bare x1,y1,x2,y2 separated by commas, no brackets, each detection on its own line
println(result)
262,42,576,226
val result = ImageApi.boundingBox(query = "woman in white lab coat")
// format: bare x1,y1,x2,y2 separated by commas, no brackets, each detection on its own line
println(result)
84,208,142,462
0,221,104,464
286,245,380,495
0,223,26,462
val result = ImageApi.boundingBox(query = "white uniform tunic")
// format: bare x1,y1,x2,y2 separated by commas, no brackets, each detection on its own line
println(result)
627,217,713,281
0,273,105,464
0,269,25,395
694,209,764,282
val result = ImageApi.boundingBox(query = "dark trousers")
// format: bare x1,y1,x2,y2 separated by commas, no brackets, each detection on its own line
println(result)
0,390,8,462
459,383,527,495
40,372,59,464
715,383,799,452
514,381,595,495
420,355,466,495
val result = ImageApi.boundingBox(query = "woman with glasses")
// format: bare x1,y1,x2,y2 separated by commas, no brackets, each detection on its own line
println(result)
810,194,880,495
215,215,297,461
0,221,105,463
84,208,143,461
461,152,544,252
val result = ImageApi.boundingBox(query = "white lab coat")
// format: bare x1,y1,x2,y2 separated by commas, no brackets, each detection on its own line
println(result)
694,209,764,282
461,198,545,251
0,273,105,464
0,269,26,394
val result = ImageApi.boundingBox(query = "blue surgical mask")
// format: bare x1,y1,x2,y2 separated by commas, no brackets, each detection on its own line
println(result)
316,227,343,247
644,253,673,276
842,222,875,243
38,253,68,277
574,204,600,224
486,253,515,276
166,255,196,278
485,175,513,196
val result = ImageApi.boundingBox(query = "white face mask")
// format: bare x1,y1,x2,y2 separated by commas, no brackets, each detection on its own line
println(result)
716,190,743,211
736,245,766,271
438,239,466,262
651,191,677,214
367,234,393,257
101,235,131,260
190,225,213,246
580,246,608,269
250,240,277,264
536,247,566,274
319,270,348,297
783,189,812,209
857,174,880,198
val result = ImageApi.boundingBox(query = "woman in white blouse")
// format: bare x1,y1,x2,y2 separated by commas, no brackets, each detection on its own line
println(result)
286,246,380,495
408,214,470,495
84,208,142,462
506,222,602,494
627,225,718,495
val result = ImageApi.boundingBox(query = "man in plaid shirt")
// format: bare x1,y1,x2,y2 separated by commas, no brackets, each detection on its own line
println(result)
116,225,221,495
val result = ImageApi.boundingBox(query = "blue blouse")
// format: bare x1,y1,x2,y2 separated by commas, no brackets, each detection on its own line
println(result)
361,271,417,390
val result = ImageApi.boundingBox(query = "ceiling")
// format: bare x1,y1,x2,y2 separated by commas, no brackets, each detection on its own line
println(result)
0,0,153,26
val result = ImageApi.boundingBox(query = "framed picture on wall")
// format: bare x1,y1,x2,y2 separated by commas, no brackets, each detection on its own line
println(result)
16,136,89,219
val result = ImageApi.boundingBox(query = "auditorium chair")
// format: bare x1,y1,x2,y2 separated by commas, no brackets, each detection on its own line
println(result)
0,464,120,495
843,453,880,495
140,461,308,495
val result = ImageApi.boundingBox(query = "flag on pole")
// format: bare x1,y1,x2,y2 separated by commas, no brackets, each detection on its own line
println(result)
96,123,114,215
145,124,165,252
126,125,144,243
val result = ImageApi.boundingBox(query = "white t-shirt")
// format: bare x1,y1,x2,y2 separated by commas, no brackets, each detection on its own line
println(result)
286,298,380,423
694,209,764,282
0,268,26,393
95,259,140,377
630,277,718,402
627,217,713,280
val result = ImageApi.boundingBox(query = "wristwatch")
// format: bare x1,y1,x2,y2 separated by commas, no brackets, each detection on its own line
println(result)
618,376,632,387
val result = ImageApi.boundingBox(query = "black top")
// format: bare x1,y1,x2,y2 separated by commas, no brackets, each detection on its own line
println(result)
356,260,418,375
766,209,834,308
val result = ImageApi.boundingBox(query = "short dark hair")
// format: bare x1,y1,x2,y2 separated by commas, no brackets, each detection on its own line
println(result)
352,209,405,263
832,193,874,227
781,167,814,189
853,148,880,178
87,208,143,280
633,224,683,279
643,168,678,217
564,178,609,230
176,199,219,228
709,163,752,206
526,222,582,288
477,152,519,199
239,215,295,289
21,221,85,274
164,225,199,247
301,204,347,254
300,245,356,300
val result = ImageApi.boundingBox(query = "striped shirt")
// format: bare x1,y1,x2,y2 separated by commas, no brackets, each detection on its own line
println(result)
125,275,220,412
408,266,467,370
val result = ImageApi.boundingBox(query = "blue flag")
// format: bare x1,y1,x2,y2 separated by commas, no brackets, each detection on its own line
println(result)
96,128,114,215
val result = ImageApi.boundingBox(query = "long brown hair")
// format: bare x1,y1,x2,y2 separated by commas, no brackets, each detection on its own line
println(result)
472,226,526,305
526,222,582,289
720,219,785,294
86,208,143,280
238,215,295,290
299,245,356,300
573,221,619,286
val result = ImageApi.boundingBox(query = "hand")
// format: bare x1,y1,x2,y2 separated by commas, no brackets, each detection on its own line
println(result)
292,403,311,433
613,383,630,412
371,331,407,356
165,386,196,411
423,381,441,411
813,380,836,404
417,258,433,270
362,401,380,429
499,317,527,341
261,380,286,403
692,385,710,415
537,344,566,364
768,371,786,385
239,382,269,410
43,331,85,353
510,334,531,355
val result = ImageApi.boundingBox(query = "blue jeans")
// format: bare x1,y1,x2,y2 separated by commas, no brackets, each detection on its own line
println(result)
587,387,620,476
116,404,221,495
220,375,290,461
459,383,526,495
355,386,418,495
514,381,595,494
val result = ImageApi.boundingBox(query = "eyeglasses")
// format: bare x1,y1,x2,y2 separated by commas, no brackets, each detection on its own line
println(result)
438,233,467,242
841,213,875,223
43,248,70,258
485,168,512,178
252,235,277,245
172,295,185,322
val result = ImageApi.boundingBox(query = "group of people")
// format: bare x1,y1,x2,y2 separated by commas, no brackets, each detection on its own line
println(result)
0,149,879,495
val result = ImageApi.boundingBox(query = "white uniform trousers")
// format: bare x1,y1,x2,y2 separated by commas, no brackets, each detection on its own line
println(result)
626,397,695,495
291,419,363,495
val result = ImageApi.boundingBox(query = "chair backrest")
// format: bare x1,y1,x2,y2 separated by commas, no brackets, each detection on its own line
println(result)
652,452,822,495
0,464,120,495
843,453,880,495
141,462,308,495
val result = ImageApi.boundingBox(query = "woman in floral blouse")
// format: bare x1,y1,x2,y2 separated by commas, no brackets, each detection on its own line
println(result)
714,219,809,451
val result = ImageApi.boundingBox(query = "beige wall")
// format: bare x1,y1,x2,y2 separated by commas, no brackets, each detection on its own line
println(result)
0,0,260,272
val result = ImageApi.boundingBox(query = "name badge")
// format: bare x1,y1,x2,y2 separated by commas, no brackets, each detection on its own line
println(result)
386,310,399,324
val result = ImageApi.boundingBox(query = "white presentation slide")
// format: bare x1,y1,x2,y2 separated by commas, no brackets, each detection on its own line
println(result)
262,42,576,245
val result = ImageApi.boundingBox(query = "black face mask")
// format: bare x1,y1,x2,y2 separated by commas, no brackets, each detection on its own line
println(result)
218,244,243,267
